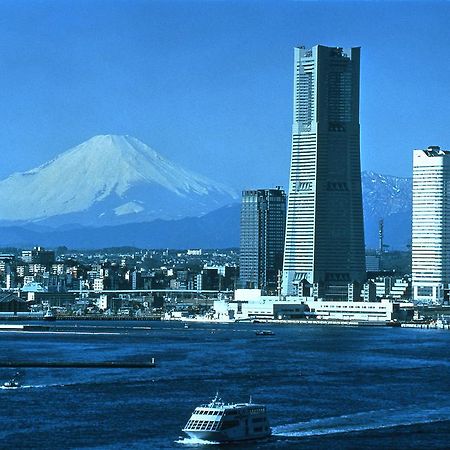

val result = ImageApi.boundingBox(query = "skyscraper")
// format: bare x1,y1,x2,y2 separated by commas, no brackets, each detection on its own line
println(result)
412,146,450,303
240,188,286,294
282,45,366,298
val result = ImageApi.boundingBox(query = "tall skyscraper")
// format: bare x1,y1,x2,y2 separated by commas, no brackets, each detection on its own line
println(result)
412,146,450,303
240,188,286,294
282,45,366,298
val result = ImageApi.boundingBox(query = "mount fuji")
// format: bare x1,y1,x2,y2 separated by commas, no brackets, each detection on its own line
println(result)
0,135,238,227
0,134,413,249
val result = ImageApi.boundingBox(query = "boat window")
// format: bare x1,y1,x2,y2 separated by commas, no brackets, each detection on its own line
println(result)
252,417,266,423
220,419,239,430
187,420,219,431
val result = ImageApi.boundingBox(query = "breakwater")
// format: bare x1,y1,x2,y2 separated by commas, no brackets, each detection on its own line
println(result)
0,358,156,369
0,314,162,321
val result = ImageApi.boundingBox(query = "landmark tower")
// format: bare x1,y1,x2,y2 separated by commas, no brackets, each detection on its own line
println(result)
282,45,366,298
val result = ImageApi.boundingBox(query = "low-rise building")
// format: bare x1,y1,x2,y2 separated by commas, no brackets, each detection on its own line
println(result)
231,289,396,322
0,292,29,314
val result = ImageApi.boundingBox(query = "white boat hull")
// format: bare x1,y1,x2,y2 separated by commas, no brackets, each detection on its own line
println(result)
184,428,271,442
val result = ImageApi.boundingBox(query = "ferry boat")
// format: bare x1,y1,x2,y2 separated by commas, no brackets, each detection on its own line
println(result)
182,394,271,442
3,372,22,389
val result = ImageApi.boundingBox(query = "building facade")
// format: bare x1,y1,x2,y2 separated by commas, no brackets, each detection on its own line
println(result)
240,188,286,294
412,146,450,303
230,290,396,322
282,45,366,298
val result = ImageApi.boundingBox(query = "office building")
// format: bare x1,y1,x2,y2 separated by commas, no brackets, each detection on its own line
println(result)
412,146,450,303
240,188,286,294
282,45,366,298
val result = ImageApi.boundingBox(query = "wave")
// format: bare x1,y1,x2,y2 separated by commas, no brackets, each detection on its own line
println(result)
0,383,67,390
175,437,220,446
272,405,450,437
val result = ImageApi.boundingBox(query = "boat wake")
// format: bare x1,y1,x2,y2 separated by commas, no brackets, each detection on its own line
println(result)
175,437,220,446
0,383,68,390
272,405,450,438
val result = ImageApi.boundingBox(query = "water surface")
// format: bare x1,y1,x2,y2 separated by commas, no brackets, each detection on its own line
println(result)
1,321,449,449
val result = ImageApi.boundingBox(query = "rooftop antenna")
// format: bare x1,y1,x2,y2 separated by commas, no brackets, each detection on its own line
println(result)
378,219,384,255
212,391,220,403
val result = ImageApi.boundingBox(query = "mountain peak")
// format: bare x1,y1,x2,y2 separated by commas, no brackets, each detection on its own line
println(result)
0,135,237,225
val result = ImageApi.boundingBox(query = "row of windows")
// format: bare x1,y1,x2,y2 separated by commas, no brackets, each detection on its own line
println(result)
319,305,386,310
185,419,220,431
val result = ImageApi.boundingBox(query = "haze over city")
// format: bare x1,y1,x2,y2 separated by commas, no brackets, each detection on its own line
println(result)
2,0,449,190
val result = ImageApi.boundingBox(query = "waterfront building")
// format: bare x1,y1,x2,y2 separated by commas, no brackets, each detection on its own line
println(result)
0,292,29,314
239,188,286,294
412,146,450,303
371,276,411,300
362,280,377,302
230,290,396,322
282,45,366,298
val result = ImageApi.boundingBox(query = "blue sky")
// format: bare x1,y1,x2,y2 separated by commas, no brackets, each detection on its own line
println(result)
1,1,449,191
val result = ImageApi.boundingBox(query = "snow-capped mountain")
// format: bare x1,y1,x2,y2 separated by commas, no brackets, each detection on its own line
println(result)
362,171,411,219
0,142,413,249
0,135,238,226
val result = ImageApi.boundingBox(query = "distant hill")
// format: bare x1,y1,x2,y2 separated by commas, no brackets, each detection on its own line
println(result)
0,204,241,249
0,169,411,250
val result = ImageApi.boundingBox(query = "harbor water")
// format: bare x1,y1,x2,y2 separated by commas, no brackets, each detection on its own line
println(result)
1,321,450,449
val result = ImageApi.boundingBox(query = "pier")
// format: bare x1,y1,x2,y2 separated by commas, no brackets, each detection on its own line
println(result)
0,324,51,331
0,358,156,369
401,322,450,330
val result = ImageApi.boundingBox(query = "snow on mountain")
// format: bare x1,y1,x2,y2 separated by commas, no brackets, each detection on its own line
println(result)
0,139,413,249
0,135,238,225
362,171,411,219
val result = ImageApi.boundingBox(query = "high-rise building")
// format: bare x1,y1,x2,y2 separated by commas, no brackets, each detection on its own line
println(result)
282,45,366,298
412,146,450,303
240,188,286,293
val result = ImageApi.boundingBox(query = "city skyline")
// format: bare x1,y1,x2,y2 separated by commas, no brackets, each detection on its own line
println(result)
1,1,449,191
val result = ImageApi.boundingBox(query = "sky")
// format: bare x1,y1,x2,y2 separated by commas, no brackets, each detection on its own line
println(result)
1,0,450,192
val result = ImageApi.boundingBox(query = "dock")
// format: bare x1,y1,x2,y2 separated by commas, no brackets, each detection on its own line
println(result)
401,322,450,329
0,358,156,369
0,324,51,332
